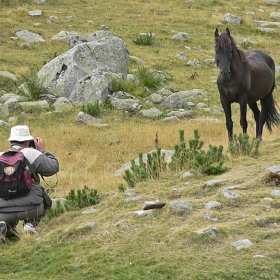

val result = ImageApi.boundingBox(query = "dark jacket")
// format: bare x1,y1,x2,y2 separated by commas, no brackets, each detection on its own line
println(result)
0,144,59,212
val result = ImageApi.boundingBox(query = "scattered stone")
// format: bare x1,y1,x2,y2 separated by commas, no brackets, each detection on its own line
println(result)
0,71,17,82
253,254,265,258
142,201,166,210
82,208,98,214
125,189,136,196
170,201,193,213
52,97,73,111
222,13,243,24
187,59,200,66
125,196,141,202
259,28,279,33
207,179,227,187
222,188,241,199
172,32,190,40
231,239,253,250
114,220,131,229
28,10,42,16
196,227,217,239
205,201,222,209
202,213,212,220
163,116,181,123
139,107,163,118
176,53,187,60
75,112,102,125
266,165,280,181
149,93,164,104
266,0,280,5
167,110,194,118
271,190,280,196
180,172,193,178
132,209,155,217
16,30,45,42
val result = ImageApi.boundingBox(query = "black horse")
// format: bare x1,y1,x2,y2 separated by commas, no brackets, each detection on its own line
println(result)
214,28,280,141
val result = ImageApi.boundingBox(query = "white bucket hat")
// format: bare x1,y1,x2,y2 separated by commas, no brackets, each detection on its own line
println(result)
8,125,34,142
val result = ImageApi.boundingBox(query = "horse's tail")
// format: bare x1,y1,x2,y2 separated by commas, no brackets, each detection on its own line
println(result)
266,90,280,133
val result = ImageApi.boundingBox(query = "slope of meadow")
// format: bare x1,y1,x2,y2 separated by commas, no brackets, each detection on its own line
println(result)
0,0,280,279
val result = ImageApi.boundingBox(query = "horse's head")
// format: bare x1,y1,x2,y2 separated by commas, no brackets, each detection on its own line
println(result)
214,28,235,81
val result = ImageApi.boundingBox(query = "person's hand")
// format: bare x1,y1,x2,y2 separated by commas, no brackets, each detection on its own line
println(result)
34,137,44,152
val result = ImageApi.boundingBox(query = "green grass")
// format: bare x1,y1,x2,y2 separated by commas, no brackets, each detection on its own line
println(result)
1,0,280,279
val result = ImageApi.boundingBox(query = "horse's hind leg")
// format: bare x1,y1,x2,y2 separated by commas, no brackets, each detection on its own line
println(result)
258,95,271,140
248,102,260,138
238,95,248,134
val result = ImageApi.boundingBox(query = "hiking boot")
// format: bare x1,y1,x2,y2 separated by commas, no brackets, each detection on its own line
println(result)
23,223,38,234
0,221,7,243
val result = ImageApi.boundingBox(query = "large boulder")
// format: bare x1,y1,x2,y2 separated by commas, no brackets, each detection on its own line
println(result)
37,34,129,105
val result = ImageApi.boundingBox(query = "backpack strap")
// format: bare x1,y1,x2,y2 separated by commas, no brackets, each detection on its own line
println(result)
9,147,40,183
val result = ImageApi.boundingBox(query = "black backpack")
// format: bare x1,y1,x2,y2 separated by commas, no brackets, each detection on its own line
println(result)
0,148,37,199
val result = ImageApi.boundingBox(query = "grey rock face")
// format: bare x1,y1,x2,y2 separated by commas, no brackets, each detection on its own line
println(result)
15,30,45,42
38,34,129,105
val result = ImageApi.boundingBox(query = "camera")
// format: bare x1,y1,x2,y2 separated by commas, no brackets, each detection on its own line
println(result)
29,140,36,148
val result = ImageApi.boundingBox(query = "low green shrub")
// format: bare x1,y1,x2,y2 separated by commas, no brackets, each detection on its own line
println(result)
64,189,100,211
18,66,46,100
82,101,100,117
132,32,154,45
137,65,165,90
123,148,167,188
169,129,228,175
44,188,100,222
228,133,260,157
45,200,64,221
112,77,137,93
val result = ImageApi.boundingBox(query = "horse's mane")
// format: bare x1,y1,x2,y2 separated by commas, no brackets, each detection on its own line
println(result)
216,33,247,71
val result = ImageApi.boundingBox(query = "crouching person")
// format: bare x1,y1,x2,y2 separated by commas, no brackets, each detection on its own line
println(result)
0,125,59,243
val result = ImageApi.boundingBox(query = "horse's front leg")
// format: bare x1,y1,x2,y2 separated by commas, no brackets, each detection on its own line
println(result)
238,95,248,134
220,96,233,142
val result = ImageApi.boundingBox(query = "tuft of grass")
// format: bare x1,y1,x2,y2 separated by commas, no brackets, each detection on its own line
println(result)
137,65,166,90
18,66,47,100
81,101,100,117
132,32,154,45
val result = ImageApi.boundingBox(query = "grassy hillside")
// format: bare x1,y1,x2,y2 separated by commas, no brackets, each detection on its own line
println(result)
1,0,280,279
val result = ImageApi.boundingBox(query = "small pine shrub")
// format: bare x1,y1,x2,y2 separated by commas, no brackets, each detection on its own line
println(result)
194,145,227,175
228,133,260,157
44,200,64,222
82,101,100,117
64,189,100,211
132,33,154,45
169,129,228,175
43,189,100,222
123,148,167,188
118,183,126,192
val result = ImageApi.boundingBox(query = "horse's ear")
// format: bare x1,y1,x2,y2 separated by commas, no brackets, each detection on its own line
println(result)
214,28,219,38
226,27,230,36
